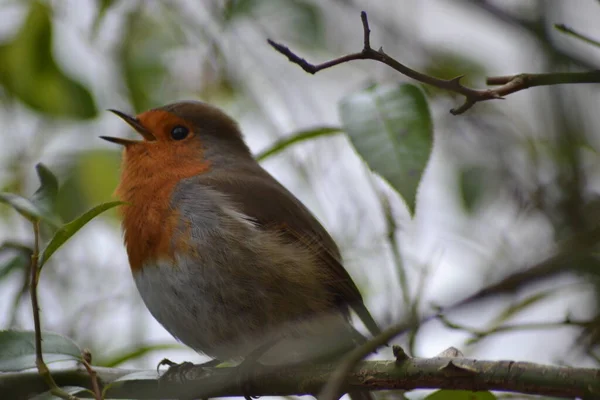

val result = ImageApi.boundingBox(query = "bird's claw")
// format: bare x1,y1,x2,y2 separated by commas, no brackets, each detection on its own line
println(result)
158,359,196,383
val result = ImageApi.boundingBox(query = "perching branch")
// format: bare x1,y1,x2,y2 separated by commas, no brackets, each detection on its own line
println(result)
1,356,598,399
268,11,600,115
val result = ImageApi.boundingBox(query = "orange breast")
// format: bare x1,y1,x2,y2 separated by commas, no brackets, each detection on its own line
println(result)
115,144,209,272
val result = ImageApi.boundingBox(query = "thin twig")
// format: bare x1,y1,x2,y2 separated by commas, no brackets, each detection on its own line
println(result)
268,12,600,115
554,24,600,48
30,221,79,400
438,313,592,345
318,319,416,400
82,350,102,400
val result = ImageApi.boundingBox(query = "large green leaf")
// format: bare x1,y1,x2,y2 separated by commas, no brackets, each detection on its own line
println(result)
0,1,96,119
339,83,433,215
39,201,125,269
0,330,82,372
424,390,497,400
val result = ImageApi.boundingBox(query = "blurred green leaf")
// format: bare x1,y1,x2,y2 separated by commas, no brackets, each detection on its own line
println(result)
0,193,59,227
340,83,433,216
554,24,600,48
223,0,257,21
39,201,125,269
30,386,89,400
30,163,59,219
0,330,82,372
421,51,486,98
279,0,323,47
0,254,28,281
0,243,31,280
225,0,323,46
0,1,97,119
56,150,121,222
256,127,342,161
424,390,496,400
92,0,117,34
97,343,184,367
489,291,553,327
458,166,486,213
120,9,173,113
0,163,61,226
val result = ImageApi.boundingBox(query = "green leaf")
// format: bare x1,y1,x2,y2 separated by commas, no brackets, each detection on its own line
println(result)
0,1,97,119
458,166,486,213
97,343,184,367
0,193,59,227
0,244,31,280
39,201,125,268
0,330,82,372
224,0,324,45
120,9,173,112
223,0,258,21
340,83,433,215
424,390,497,400
421,51,486,98
92,0,117,34
30,163,59,218
255,127,342,161
56,150,121,221
279,0,324,47
0,163,61,226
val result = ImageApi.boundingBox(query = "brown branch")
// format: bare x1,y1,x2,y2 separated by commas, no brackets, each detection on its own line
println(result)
82,350,102,400
2,358,598,399
268,11,600,115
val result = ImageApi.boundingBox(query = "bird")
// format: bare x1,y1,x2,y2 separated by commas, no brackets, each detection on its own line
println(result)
102,101,380,395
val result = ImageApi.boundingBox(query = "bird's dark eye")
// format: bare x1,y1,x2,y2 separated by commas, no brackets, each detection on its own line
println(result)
171,125,189,140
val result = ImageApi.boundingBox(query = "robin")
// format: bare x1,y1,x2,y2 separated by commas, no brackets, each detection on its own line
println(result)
102,101,380,396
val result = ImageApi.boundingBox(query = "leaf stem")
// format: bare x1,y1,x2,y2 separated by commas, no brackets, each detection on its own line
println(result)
30,221,79,400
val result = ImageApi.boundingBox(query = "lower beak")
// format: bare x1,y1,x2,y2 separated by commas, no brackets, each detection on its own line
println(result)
103,109,156,145
100,136,138,146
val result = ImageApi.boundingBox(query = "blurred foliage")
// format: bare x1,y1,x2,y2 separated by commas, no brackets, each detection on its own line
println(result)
421,51,487,99
223,0,324,47
0,1,96,119
0,0,599,397
120,8,176,113
56,150,121,222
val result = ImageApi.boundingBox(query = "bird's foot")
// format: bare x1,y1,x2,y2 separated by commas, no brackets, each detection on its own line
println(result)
234,357,263,400
158,359,196,383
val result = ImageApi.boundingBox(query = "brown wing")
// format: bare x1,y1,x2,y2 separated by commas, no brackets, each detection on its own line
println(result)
198,168,380,337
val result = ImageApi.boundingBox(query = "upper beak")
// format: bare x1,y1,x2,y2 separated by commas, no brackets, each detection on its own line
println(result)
102,109,156,145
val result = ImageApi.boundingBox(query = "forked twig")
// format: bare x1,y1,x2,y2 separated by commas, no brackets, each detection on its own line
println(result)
268,12,600,115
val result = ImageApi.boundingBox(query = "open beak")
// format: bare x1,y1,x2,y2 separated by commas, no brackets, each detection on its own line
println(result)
101,109,156,145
